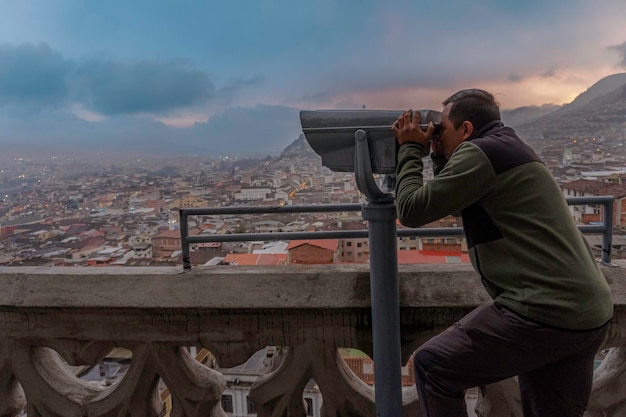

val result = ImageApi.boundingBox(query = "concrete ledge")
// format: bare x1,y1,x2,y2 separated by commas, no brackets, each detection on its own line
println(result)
1,263,625,362
0,262,624,309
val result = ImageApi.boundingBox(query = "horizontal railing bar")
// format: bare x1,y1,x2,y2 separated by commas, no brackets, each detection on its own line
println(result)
180,204,362,216
188,228,468,244
565,196,613,205
180,196,615,268
188,231,368,243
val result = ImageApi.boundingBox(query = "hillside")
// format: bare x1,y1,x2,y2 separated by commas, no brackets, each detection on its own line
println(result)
516,73,626,150
554,73,626,115
501,103,561,127
276,133,320,162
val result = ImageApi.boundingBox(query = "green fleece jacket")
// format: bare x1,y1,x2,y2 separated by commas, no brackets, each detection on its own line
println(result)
395,121,613,330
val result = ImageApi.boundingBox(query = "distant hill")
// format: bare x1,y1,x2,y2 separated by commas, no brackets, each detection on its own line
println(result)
515,73,626,146
501,103,561,127
277,133,320,162
553,72,626,115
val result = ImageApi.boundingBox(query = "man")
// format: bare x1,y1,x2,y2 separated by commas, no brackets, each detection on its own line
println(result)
392,89,613,417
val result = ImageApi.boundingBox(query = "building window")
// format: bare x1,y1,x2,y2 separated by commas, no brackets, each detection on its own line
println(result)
357,242,362,247
247,396,257,414
222,395,234,413
346,241,352,247
305,398,314,416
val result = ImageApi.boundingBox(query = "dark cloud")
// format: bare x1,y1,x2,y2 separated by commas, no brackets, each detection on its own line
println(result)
508,73,523,83
72,60,215,115
608,41,626,68
0,43,221,116
0,43,71,106
542,66,557,78
216,75,265,99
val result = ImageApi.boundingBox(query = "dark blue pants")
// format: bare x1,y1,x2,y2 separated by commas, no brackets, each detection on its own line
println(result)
413,303,609,417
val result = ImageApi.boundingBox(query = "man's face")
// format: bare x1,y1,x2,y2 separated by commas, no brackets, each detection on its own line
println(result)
435,102,473,158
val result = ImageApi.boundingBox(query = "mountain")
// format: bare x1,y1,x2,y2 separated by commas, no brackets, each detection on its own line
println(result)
553,73,626,115
515,73,626,146
501,103,561,127
277,133,320,161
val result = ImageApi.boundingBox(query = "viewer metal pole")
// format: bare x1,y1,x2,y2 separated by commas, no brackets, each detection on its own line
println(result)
354,129,402,417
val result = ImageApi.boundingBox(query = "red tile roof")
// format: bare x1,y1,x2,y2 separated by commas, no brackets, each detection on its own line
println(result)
562,179,626,198
286,239,339,252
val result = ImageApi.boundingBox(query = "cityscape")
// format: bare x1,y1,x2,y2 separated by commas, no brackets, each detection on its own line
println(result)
3,72,626,269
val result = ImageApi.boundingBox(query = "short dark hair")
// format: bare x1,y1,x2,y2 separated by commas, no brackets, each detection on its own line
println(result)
442,89,501,132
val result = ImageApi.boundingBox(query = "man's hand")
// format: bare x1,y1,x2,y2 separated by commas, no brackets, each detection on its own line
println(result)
392,109,434,147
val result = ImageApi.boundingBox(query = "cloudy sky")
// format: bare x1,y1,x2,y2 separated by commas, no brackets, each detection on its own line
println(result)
1,0,626,156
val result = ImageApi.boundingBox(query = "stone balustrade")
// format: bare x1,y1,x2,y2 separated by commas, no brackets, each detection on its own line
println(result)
0,263,625,417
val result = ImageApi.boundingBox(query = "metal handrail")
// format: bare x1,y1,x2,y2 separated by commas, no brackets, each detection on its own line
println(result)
180,196,614,269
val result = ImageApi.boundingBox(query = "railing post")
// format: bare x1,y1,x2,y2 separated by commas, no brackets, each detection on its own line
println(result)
180,209,191,270
603,198,614,265
567,196,615,266
354,129,402,417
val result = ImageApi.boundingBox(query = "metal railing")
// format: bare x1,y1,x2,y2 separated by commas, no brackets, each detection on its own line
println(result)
179,196,614,269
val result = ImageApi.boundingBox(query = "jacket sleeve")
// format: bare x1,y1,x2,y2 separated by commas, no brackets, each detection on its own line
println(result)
395,141,496,227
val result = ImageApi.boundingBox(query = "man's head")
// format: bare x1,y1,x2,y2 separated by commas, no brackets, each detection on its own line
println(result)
435,89,501,158
443,88,501,131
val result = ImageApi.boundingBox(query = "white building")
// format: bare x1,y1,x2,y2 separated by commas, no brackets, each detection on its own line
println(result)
234,188,272,201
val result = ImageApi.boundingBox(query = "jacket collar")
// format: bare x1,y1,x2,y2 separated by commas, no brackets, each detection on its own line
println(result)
467,120,504,141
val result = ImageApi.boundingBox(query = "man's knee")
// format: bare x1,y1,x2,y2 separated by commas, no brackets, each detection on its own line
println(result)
413,347,444,383
413,348,464,398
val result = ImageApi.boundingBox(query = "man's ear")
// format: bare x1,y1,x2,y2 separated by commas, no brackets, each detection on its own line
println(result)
462,121,474,140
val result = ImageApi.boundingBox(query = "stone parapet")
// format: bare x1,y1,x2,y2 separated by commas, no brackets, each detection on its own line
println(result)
0,263,624,416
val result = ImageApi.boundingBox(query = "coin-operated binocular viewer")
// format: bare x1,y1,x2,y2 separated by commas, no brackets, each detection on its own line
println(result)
299,109,441,417
300,109,441,201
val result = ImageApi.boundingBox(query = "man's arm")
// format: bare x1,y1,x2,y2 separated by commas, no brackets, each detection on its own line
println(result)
395,142,495,227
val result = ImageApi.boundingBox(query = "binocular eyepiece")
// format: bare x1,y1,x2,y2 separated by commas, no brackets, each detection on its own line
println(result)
300,109,442,174
419,122,442,139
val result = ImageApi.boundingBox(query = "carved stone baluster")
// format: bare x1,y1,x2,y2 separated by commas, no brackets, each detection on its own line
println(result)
0,337,26,417
250,344,377,417
0,375,25,417
249,346,310,417
14,346,104,417
474,378,522,417
154,345,227,417
11,342,164,417
0,368,25,417
586,347,626,417
84,343,163,417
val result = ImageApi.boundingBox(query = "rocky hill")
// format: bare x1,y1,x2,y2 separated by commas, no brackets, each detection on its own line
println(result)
276,133,320,162
501,103,561,127
515,73,626,154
